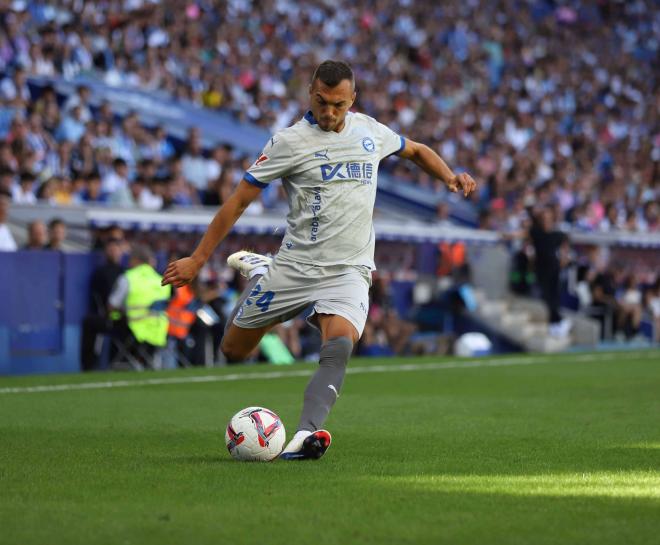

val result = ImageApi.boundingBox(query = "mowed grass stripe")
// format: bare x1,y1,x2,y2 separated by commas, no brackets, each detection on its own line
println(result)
1,350,657,395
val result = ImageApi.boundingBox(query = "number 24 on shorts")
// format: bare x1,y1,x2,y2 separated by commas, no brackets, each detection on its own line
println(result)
245,284,275,313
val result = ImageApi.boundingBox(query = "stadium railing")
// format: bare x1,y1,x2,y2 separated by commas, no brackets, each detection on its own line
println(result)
9,203,660,249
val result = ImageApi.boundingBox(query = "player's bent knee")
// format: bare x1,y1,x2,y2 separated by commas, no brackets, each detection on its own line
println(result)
221,323,270,363
220,337,249,363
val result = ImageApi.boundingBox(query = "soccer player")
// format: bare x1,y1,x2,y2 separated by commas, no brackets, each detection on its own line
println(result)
161,60,477,460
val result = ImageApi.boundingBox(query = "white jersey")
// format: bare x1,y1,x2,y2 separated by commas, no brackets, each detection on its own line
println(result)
245,111,404,270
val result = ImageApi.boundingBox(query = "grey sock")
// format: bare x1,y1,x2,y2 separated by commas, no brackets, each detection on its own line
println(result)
224,274,262,335
298,336,353,432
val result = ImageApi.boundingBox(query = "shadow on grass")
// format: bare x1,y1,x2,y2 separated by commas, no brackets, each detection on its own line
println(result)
156,454,234,465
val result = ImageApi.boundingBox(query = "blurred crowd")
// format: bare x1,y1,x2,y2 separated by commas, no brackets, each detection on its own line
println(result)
0,0,657,232
0,78,282,210
570,259,660,343
507,205,660,341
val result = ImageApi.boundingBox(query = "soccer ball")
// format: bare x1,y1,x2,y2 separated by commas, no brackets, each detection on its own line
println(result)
225,406,286,461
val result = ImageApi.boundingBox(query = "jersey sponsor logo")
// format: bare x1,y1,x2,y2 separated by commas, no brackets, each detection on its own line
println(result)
362,137,376,152
320,162,373,183
255,154,269,166
310,187,321,241
314,149,330,160
321,163,346,181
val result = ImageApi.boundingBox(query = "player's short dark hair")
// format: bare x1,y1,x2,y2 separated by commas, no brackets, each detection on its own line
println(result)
312,60,355,89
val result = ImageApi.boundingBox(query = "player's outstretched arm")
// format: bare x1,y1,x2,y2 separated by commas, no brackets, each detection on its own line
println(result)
397,138,477,197
161,180,262,287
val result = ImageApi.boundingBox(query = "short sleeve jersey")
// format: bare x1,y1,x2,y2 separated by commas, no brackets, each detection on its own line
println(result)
245,111,404,270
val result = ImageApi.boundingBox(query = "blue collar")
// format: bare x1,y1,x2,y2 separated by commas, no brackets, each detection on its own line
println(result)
304,110,318,125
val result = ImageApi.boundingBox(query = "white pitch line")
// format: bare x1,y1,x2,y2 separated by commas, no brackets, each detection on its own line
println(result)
0,351,657,395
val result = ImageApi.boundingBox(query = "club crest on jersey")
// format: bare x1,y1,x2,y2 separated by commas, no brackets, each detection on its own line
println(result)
362,137,376,153
255,154,269,166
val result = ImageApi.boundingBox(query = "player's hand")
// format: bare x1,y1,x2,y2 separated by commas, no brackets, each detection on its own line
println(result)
447,173,477,197
161,256,203,287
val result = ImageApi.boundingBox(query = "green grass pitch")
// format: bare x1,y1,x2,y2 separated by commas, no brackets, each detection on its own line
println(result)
1,351,659,545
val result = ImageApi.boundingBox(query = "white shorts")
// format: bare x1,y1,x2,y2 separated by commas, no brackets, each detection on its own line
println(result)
233,258,371,337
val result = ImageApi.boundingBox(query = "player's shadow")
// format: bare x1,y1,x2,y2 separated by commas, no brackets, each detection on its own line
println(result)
149,454,235,465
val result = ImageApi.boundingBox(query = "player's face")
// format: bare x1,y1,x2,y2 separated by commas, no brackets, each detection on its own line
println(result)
309,79,356,132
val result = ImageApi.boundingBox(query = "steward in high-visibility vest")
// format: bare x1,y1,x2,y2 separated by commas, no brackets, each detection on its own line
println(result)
167,284,197,340
109,245,172,348
436,241,466,277
124,263,172,347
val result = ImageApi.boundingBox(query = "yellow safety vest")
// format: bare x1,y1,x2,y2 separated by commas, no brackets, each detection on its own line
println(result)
125,264,172,347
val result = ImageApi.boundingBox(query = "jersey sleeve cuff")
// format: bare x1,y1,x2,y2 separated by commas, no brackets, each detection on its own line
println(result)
394,135,405,155
244,172,268,188
384,136,406,159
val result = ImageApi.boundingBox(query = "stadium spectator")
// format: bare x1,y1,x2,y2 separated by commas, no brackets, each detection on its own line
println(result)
617,275,643,340
0,188,16,251
0,169,13,193
63,85,93,124
80,236,126,371
23,220,47,250
52,174,76,205
165,281,199,367
435,202,453,227
529,208,571,338
70,133,97,180
45,217,67,250
11,171,36,204
589,269,619,340
79,172,105,203
149,125,176,163
56,105,86,144
0,66,29,107
643,279,660,343
181,127,214,199
509,237,535,296
102,157,129,196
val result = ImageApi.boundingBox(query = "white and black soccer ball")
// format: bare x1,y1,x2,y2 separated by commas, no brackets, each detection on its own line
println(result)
225,406,286,462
